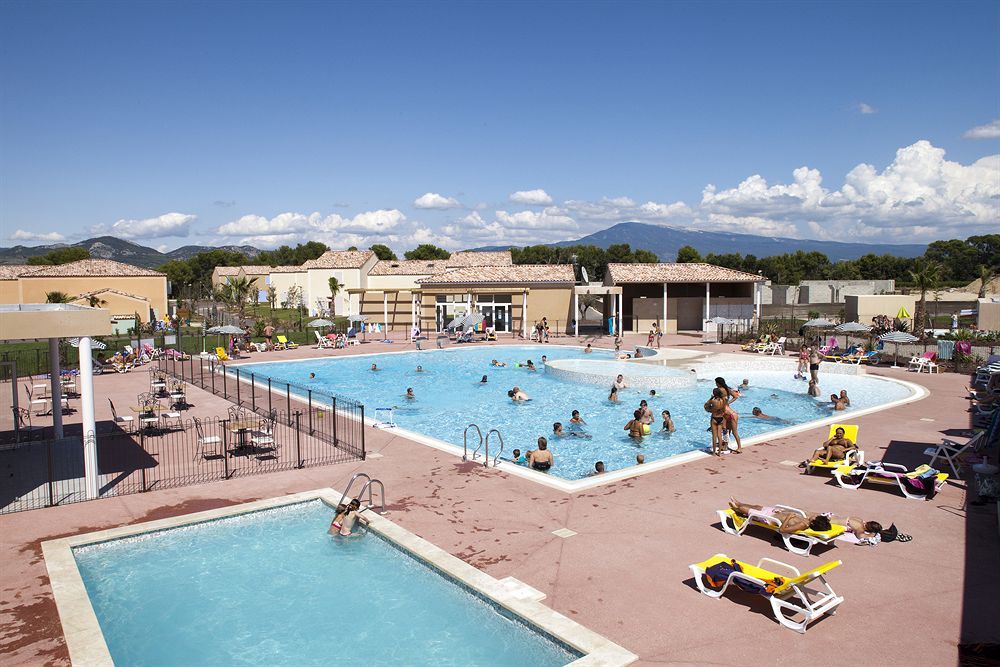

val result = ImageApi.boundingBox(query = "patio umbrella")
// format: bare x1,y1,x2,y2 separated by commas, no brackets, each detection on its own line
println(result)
205,325,245,354
463,312,485,332
834,322,871,333
346,314,368,341
307,318,334,328
446,314,467,330
68,338,107,350
879,331,919,368
802,318,836,328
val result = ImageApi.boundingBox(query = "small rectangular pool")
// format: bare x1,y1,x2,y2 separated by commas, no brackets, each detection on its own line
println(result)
48,491,634,666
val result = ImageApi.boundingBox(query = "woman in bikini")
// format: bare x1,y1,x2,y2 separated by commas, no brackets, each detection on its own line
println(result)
714,377,743,453
728,498,906,543
704,388,728,456
328,499,361,535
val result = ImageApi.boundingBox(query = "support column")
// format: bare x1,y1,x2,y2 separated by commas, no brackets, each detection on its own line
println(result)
522,290,528,338
573,292,579,338
617,292,623,335
754,283,762,329
383,292,388,335
48,338,63,439
78,337,99,500
704,282,711,326
662,283,668,334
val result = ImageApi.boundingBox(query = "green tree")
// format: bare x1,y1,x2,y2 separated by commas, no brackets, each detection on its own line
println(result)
327,276,343,317
924,239,978,282
27,247,90,266
256,241,328,266
404,244,451,260
977,264,995,299
220,276,258,323
266,284,278,311
675,245,702,263
158,259,195,297
45,291,72,303
908,260,942,337
369,244,397,261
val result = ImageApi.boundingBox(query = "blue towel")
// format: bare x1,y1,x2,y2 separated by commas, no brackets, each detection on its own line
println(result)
937,339,955,361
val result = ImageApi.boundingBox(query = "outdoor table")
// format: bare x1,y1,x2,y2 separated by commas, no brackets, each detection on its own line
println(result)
228,418,260,453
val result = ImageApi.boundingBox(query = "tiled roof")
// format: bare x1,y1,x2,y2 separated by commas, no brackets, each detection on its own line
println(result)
213,266,241,276
606,263,765,284
21,259,165,278
301,250,375,269
0,264,38,279
237,265,275,275
446,251,513,268
269,265,305,274
71,288,149,302
418,264,575,285
369,259,445,276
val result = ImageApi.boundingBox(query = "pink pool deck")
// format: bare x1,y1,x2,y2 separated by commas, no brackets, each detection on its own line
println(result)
1,335,997,666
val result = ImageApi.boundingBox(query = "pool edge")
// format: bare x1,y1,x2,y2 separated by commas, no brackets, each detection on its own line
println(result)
42,488,638,667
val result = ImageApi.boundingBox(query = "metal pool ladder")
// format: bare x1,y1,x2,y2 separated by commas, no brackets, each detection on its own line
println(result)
486,429,505,467
463,423,483,463
339,472,386,514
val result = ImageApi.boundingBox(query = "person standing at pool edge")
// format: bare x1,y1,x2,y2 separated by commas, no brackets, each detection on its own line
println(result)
809,346,821,384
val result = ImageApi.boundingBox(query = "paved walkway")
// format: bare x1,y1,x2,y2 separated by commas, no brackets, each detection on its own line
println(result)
1,334,997,665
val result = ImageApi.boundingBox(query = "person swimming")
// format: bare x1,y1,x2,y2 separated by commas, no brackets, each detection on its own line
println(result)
636,453,645,464
608,386,620,403
829,393,846,411
491,359,507,367
553,422,566,437
406,387,415,399
309,372,316,379
528,437,553,471
584,344,593,353
625,409,645,439
416,365,424,372
370,363,378,371
329,498,361,536
839,389,850,406
525,359,536,371
661,410,676,432
570,410,586,425
589,461,605,476
510,448,526,464
480,375,488,383
508,386,530,401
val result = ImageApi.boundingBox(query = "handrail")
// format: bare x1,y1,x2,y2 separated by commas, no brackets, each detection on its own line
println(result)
338,472,372,507
463,423,483,462
355,479,386,514
486,429,504,467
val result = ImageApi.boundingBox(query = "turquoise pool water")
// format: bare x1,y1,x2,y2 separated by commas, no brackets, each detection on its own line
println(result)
236,346,913,480
74,501,580,666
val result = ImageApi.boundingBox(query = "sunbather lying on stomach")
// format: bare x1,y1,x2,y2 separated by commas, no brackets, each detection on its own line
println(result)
727,498,907,542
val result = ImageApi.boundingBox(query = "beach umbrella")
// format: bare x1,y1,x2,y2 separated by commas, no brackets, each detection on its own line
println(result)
206,325,245,335
834,321,873,351
68,338,107,350
346,314,368,341
463,312,485,332
879,331,919,368
307,318,334,328
802,318,836,328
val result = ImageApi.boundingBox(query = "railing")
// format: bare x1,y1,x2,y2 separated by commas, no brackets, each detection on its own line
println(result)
156,354,365,461
0,411,364,515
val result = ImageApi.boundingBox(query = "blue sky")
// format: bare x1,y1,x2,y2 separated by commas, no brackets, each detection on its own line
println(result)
1,0,997,252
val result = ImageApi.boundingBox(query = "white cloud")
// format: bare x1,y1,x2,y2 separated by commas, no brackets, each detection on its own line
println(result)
858,102,877,115
563,196,691,223
98,212,195,240
963,119,1000,140
509,189,553,205
9,229,66,242
413,192,462,209
215,209,408,248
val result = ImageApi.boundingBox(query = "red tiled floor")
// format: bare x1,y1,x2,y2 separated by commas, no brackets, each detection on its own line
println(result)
1,335,997,666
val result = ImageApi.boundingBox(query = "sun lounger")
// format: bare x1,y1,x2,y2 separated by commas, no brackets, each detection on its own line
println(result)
833,462,948,500
689,553,844,633
759,337,786,355
908,351,938,373
314,331,334,349
717,505,847,557
215,347,230,362
924,409,1000,478
804,424,863,474
275,335,298,350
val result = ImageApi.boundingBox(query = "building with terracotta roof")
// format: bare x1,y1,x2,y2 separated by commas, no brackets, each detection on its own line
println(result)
445,250,513,268
300,250,378,316
12,259,168,323
603,262,766,333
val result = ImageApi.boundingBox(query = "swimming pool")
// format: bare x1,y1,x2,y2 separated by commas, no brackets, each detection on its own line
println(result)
71,498,590,666
234,346,918,482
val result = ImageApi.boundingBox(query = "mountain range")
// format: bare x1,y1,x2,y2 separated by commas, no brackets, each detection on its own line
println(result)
482,222,927,262
0,236,260,268
0,223,928,269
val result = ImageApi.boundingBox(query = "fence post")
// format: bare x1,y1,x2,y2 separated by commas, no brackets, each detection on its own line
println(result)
361,405,366,460
139,429,148,492
46,438,55,507
286,384,291,420
308,390,313,435
202,357,207,389
35,348,41,376
295,410,303,468
235,368,241,405
251,373,256,412
268,378,272,415
222,420,230,479
223,365,228,399
332,397,337,445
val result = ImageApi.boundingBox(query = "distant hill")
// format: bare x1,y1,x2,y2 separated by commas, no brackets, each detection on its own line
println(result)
0,236,260,269
479,222,928,262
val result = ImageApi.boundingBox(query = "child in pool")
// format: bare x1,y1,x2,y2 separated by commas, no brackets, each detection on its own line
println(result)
661,410,676,432
510,448,526,464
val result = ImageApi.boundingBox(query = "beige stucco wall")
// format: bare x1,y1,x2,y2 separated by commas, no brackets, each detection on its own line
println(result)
70,292,152,322
0,307,113,340
366,274,428,291
521,287,574,334
0,280,21,304
19,276,168,321
845,294,917,325
306,256,377,316
978,300,1000,332
268,271,307,306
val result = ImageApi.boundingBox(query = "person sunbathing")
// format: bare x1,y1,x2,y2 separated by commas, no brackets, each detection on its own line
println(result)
806,427,857,463
728,498,907,543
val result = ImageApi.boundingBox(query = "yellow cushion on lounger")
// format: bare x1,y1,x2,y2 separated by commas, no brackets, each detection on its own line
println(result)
808,424,859,469
693,554,842,595
904,465,949,483
721,509,846,540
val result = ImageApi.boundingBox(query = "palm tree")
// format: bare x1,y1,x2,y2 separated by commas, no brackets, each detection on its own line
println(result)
908,260,942,338
977,265,995,299
219,277,258,324
86,294,108,308
45,291,71,303
328,277,343,317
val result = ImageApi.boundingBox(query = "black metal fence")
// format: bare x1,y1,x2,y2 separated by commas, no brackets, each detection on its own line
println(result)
0,408,364,514
156,354,365,460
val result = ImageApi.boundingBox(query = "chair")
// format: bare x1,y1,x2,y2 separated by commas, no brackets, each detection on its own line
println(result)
26,385,49,416
833,462,948,500
250,413,277,457
193,417,222,460
908,352,938,373
804,424,863,474
689,554,844,633
845,350,879,365
137,399,160,432
276,335,298,349
717,505,847,557
108,398,134,430
11,407,43,442
168,380,187,410
314,331,334,349
215,347,231,362
924,409,1000,478
760,337,786,355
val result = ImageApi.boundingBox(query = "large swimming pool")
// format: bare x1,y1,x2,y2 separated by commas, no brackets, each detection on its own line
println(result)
74,500,581,666
235,346,915,480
